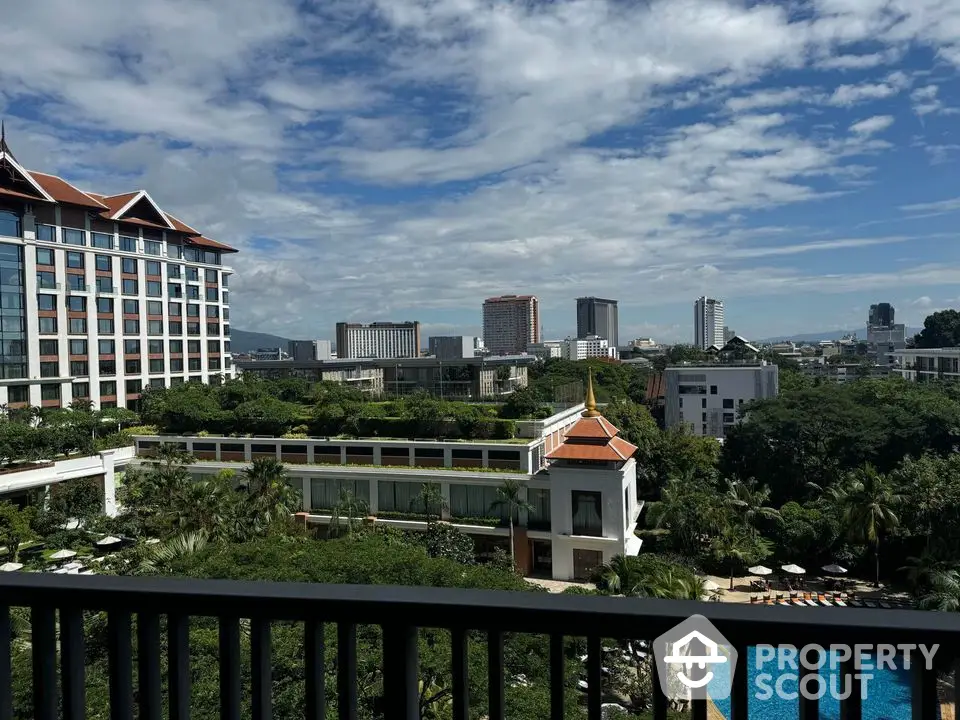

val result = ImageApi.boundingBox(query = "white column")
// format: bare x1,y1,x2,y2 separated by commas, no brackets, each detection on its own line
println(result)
339,446,347,464
307,443,315,464
100,449,118,517
373,446,382,465
244,441,252,462
368,478,378,514
443,448,452,468
481,449,489,468
301,476,311,512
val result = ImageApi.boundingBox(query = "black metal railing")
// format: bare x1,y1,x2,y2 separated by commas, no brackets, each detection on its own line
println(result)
0,573,958,720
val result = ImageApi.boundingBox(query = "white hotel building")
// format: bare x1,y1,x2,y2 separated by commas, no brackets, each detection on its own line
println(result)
0,134,235,409
335,321,421,359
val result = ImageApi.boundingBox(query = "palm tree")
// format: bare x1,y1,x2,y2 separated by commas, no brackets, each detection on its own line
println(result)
412,481,447,526
710,524,772,590
489,478,534,570
329,488,369,538
919,570,960,612
828,464,901,587
723,478,781,534
596,554,646,596
137,531,209,575
239,457,301,535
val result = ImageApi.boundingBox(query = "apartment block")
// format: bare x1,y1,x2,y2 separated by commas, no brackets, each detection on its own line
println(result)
0,135,235,410
483,295,540,355
694,296,725,349
335,321,421,359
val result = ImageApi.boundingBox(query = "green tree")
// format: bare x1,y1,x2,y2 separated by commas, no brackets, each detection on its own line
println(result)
710,524,772,590
412,481,447,526
500,387,549,419
489,478,534,570
723,478,781,536
329,488,369,538
914,309,960,349
0,502,35,562
238,457,301,535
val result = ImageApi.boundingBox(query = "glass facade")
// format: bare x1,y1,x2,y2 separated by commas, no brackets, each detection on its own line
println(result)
0,243,26,378
449,484,510,521
309,478,370,511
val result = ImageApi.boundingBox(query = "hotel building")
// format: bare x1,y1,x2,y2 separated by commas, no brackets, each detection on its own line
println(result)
483,294,540,355
0,134,236,409
335,321,421,359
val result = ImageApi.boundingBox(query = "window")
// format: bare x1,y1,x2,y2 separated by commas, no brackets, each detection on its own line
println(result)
125,359,141,374
99,340,115,355
40,385,61,403
92,232,114,249
146,260,161,276
722,398,734,409
222,274,229,288
67,274,85,291
203,269,216,283
96,297,113,313
119,236,137,253
66,251,84,269
187,322,200,336
37,294,56,311
146,280,162,297
95,255,111,271
72,383,90,399
70,361,88,377
207,340,220,354
186,267,199,281
206,305,219,318
168,301,181,316
168,264,181,279
37,224,56,242
222,291,229,305
168,245,182,260
122,257,138,275
99,360,116,376
186,285,200,300
36,248,54,266
122,278,138,295
63,228,86,246
69,317,86,334
148,320,163,335
168,283,182,298
146,301,162,315
144,241,161,256
702,412,707,422
67,296,86,312
69,339,87,355
188,357,201,371
206,323,219,336
148,339,163,354
124,339,141,354
187,340,201,354
97,318,114,334
95,277,113,293
223,325,230,336
124,319,139,334
208,357,221,370
149,358,164,373
571,491,603,537
40,361,59,378
186,304,200,318
702,398,707,409
100,381,117,396
37,271,56,289
169,340,183,354
678,397,683,409
170,358,184,372
710,385,718,395
205,287,218,302
148,378,164,389
39,339,58,356
126,379,142,395
169,321,183,335
122,299,138,314
723,413,736,424
222,308,229,321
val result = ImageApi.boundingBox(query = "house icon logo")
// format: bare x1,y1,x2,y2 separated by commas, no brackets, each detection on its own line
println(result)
654,615,736,701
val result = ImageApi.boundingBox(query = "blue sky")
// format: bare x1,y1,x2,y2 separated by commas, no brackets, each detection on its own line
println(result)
3,0,960,343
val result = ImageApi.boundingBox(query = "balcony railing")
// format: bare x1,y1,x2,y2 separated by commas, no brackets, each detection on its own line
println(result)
0,573,957,720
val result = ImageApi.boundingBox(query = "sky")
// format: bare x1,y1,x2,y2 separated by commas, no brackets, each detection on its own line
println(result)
3,0,960,344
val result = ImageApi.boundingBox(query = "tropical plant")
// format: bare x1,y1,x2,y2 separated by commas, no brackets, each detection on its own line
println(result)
0,501,35,562
412,481,447,526
723,477,781,534
328,488,369,538
489,478,534,570
136,531,210,575
918,569,960,612
238,457,301,535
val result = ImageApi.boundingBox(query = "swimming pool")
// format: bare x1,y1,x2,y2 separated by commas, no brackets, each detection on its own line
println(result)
711,646,919,719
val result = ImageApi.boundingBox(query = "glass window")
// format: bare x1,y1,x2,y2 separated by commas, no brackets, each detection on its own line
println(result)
144,241,161,256
224,341,231,353
206,305,219,318
124,340,140,354
119,236,137,252
188,357,201,371
99,360,116,376
95,277,113,293
187,340,201,353
7,386,28,403
0,316,22,334
122,257,137,274
149,358,164,373
170,357,184,372
206,323,219,336
91,232,114,249
126,379,142,394
37,294,56,311
39,339,58,355
207,340,220,353
222,274,229,288
97,297,113,313
168,301,181,316
186,267,199,281
168,264,181,279
72,382,90,399
208,357,221,370
186,304,200,317
168,283,182,298
571,491,603,536
169,340,183,354
123,299,138,314
169,321,182,335
147,300,162,315
122,278,138,295
125,359,141,374
187,322,200,336
222,291,229,305
68,317,86,334
39,317,57,334
186,285,200,300
149,378,164,388
66,251,84,269
204,251,220,265
99,340,115,355
223,325,230,336
167,244,182,260
205,287,218,302
69,339,87,355
124,319,139,334
36,248,54,266
97,318,114,334
70,361,88,377
40,384,61,402
37,224,56,242
146,280,161,297
95,254,111,271
0,210,19,238
63,228,86,246
146,260,161,275
66,274,85,291
40,361,59,378
148,339,163,354
67,296,86,312
205,269,217,283
37,271,56,289
148,320,163,336
100,381,116,396
223,307,231,321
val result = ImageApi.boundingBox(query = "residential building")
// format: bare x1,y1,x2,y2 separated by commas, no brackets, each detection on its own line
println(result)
894,348,960,382
576,297,618,347
314,339,332,360
561,335,617,361
664,362,779,438
628,338,658,349
482,295,540,355
0,133,235,410
249,348,288,361
694,296,725,350
527,341,563,360
428,335,481,360
288,339,331,362
335,321,421,359
799,359,891,384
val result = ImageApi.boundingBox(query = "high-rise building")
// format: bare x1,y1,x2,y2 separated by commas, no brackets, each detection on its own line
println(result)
428,336,481,360
869,303,895,328
0,133,235,410
288,339,332,362
482,295,540,355
335,321,420,359
576,297,618,347
694,296,725,349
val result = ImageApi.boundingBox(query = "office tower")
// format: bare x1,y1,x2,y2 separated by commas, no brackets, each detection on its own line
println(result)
694,296,725,349
576,297,619,347
288,340,315,362
866,302,905,348
0,133,235,410
869,303,895,328
429,336,481,360
482,295,540,355
335,321,421,359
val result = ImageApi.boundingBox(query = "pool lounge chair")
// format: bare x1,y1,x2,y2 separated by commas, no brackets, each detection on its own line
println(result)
803,592,817,607
818,593,833,606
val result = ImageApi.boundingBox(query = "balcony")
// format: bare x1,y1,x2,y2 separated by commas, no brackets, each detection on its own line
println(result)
1,573,956,719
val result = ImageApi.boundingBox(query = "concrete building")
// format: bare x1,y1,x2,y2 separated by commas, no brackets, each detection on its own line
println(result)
288,339,332,362
869,303,895,327
664,362,779,438
561,335,617,360
576,297,618,347
483,295,540,355
694,296,725,350
894,348,960,382
723,327,737,343
428,335,481,360
335,321,421,359
0,133,235,410
527,341,563,360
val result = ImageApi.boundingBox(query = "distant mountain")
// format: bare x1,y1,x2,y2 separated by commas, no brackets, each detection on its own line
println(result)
756,328,922,344
230,328,293,353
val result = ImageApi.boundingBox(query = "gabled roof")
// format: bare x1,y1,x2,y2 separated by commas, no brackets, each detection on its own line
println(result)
106,190,176,230
0,158,56,205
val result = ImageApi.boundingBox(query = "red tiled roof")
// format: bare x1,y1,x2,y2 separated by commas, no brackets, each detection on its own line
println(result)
185,235,238,253
546,413,638,462
0,186,49,202
94,191,139,216
164,212,200,236
29,172,108,210
563,416,620,440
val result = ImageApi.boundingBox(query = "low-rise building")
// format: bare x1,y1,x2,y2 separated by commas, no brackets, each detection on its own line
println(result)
562,335,617,361
526,341,563,360
893,348,960,382
428,336,482,360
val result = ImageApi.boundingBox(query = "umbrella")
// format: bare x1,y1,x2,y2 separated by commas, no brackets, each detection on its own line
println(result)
781,564,806,575
748,566,773,576
0,562,22,572
95,536,122,547
49,549,77,561
822,564,848,575
702,579,721,591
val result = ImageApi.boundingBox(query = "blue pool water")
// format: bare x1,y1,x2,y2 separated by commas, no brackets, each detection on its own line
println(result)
711,647,919,720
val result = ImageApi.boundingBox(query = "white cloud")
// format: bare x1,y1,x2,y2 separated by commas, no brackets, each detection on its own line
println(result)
849,115,894,135
828,72,910,107
911,296,933,307
900,197,960,213
911,84,942,115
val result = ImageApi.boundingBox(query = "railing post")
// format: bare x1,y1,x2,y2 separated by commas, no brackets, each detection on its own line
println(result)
219,617,241,720
549,634,564,720
451,629,469,720
168,613,191,720
487,631,504,720
138,612,162,720
305,620,325,720
382,625,419,720
31,605,57,720
839,655,863,720
337,623,357,720
108,611,133,720
798,652,819,720
586,636,602,720
251,618,273,720
730,643,750,720
911,660,938,720
0,606,9,720
60,607,86,720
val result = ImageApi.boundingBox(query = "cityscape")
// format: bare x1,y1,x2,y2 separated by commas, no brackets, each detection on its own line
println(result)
1,1,960,719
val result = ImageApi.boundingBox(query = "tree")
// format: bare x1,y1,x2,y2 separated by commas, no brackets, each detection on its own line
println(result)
500,387,549,419
238,457,301,535
413,481,447,526
489,478,534,570
710,524,772,590
423,523,475,564
828,464,901,587
723,478,781,536
0,502,34,562
329,488,369,538
914,309,960,349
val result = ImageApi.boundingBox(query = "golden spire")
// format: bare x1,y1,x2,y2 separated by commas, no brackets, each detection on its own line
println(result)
582,368,601,417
